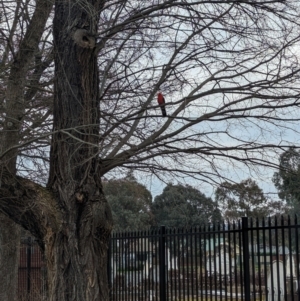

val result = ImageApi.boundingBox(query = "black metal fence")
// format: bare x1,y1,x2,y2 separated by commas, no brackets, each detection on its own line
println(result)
108,216,300,301
19,216,300,301
18,237,45,301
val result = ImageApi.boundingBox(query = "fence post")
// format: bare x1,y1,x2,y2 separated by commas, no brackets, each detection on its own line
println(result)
107,237,112,301
242,217,251,301
27,237,31,298
159,226,166,301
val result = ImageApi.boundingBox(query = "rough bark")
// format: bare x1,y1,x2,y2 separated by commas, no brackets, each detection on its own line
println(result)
44,0,113,299
44,196,112,301
0,171,112,301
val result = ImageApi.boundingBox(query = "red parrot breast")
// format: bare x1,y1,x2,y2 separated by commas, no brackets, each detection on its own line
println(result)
157,92,165,105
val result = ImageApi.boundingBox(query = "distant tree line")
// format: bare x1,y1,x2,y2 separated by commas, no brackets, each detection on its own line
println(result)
104,153,297,231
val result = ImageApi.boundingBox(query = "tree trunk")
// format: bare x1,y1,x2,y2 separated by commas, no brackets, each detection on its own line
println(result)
44,193,112,301
0,0,53,298
44,0,113,299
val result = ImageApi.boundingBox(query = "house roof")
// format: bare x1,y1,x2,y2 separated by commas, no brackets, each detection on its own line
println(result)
205,238,240,254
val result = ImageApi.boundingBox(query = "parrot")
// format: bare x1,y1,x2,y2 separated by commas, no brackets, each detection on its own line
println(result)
157,92,167,117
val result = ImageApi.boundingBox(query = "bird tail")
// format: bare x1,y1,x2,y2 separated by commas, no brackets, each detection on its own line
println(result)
160,106,167,117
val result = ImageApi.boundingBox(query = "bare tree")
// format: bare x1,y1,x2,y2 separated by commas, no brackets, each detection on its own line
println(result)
0,0,53,299
1,1,300,300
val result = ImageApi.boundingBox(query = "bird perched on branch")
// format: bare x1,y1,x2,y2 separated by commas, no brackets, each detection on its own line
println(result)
157,92,167,117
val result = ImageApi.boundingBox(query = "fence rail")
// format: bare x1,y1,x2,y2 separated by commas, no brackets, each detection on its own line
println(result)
18,216,300,301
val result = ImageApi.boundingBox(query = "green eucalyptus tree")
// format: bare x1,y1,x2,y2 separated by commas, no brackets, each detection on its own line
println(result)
215,179,285,221
152,184,222,227
273,147,300,214
103,176,153,231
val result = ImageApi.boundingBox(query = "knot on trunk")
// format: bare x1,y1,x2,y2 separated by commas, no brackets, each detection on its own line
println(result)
73,29,95,49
